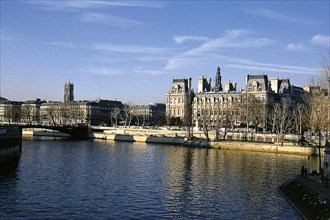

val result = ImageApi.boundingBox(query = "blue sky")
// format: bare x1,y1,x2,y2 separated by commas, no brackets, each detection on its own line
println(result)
1,1,329,104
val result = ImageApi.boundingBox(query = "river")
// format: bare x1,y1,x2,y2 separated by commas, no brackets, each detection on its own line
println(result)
0,138,319,219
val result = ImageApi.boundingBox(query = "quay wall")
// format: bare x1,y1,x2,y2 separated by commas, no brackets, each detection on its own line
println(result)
210,141,320,156
93,126,299,144
91,132,184,145
91,127,321,156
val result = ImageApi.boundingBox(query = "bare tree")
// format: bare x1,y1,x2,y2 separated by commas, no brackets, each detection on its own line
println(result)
274,103,292,146
111,107,122,127
60,105,71,125
21,104,33,124
292,103,307,135
45,105,57,125
240,93,264,133
320,53,330,90
4,105,12,124
122,104,134,128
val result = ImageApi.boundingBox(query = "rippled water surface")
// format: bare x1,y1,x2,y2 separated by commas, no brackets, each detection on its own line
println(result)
1,138,318,219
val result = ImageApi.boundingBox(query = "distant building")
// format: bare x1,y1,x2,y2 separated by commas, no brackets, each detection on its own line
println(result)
131,103,166,126
212,66,223,92
64,81,74,102
95,99,123,126
197,76,212,93
193,67,240,129
166,78,193,123
40,101,100,125
167,67,309,131
303,85,328,96
21,98,44,124
0,99,22,123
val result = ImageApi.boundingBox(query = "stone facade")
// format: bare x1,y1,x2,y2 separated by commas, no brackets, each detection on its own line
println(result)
131,103,166,125
64,81,74,103
166,78,193,122
0,99,23,123
21,99,44,124
167,67,308,130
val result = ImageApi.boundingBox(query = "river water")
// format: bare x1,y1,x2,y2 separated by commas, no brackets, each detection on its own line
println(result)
0,138,319,219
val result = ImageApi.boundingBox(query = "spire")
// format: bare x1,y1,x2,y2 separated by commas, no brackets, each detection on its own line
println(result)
213,66,222,92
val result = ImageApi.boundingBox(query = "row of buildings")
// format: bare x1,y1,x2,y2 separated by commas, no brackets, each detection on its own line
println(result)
1,67,328,129
166,67,329,130
0,82,165,126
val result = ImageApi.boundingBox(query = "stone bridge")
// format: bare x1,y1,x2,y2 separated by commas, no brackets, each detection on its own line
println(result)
13,124,89,139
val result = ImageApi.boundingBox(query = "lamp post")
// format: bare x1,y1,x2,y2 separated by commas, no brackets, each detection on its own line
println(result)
317,107,323,178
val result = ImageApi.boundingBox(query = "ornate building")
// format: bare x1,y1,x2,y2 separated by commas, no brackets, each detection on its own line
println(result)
193,67,240,129
166,78,193,123
166,67,308,131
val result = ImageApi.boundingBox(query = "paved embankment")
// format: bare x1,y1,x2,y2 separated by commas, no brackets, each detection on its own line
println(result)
210,141,319,156
89,127,322,156
91,132,185,145
279,175,330,220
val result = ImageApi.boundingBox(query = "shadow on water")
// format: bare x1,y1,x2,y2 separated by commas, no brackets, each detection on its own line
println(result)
0,159,19,178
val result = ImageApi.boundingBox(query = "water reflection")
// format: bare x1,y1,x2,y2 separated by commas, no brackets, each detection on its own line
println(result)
0,139,312,219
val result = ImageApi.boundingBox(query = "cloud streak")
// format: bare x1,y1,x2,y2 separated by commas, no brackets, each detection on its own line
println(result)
247,8,316,25
81,12,144,27
80,66,125,76
173,35,209,44
29,0,164,11
81,29,318,79
43,41,77,49
164,30,317,77
184,29,275,55
91,43,171,54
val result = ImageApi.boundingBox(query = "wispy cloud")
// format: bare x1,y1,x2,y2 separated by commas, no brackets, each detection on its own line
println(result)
183,29,275,55
29,1,164,11
286,43,308,52
311,34,330,46
43,41,77,49
163,29,317,77
173,35,209,44
81,65,167,76
80,66,125,76
247,8,316,25
81,12,144,27
226,59,318,76
91,43,170,54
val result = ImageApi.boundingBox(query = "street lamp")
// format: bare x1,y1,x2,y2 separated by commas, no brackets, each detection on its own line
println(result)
317,107,323,178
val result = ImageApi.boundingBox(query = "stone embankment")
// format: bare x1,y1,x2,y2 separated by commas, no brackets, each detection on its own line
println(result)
211,141,319,156
90,127,322,156
91,132,184,145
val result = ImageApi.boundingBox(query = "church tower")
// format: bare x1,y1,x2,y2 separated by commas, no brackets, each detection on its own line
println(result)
213,67,222,92
64,81,74,102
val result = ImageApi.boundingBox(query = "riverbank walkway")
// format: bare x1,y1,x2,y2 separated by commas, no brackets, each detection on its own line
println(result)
280,174,330,219
299,174,330,200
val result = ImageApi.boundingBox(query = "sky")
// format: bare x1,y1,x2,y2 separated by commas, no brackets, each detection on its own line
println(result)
1,1,329,104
